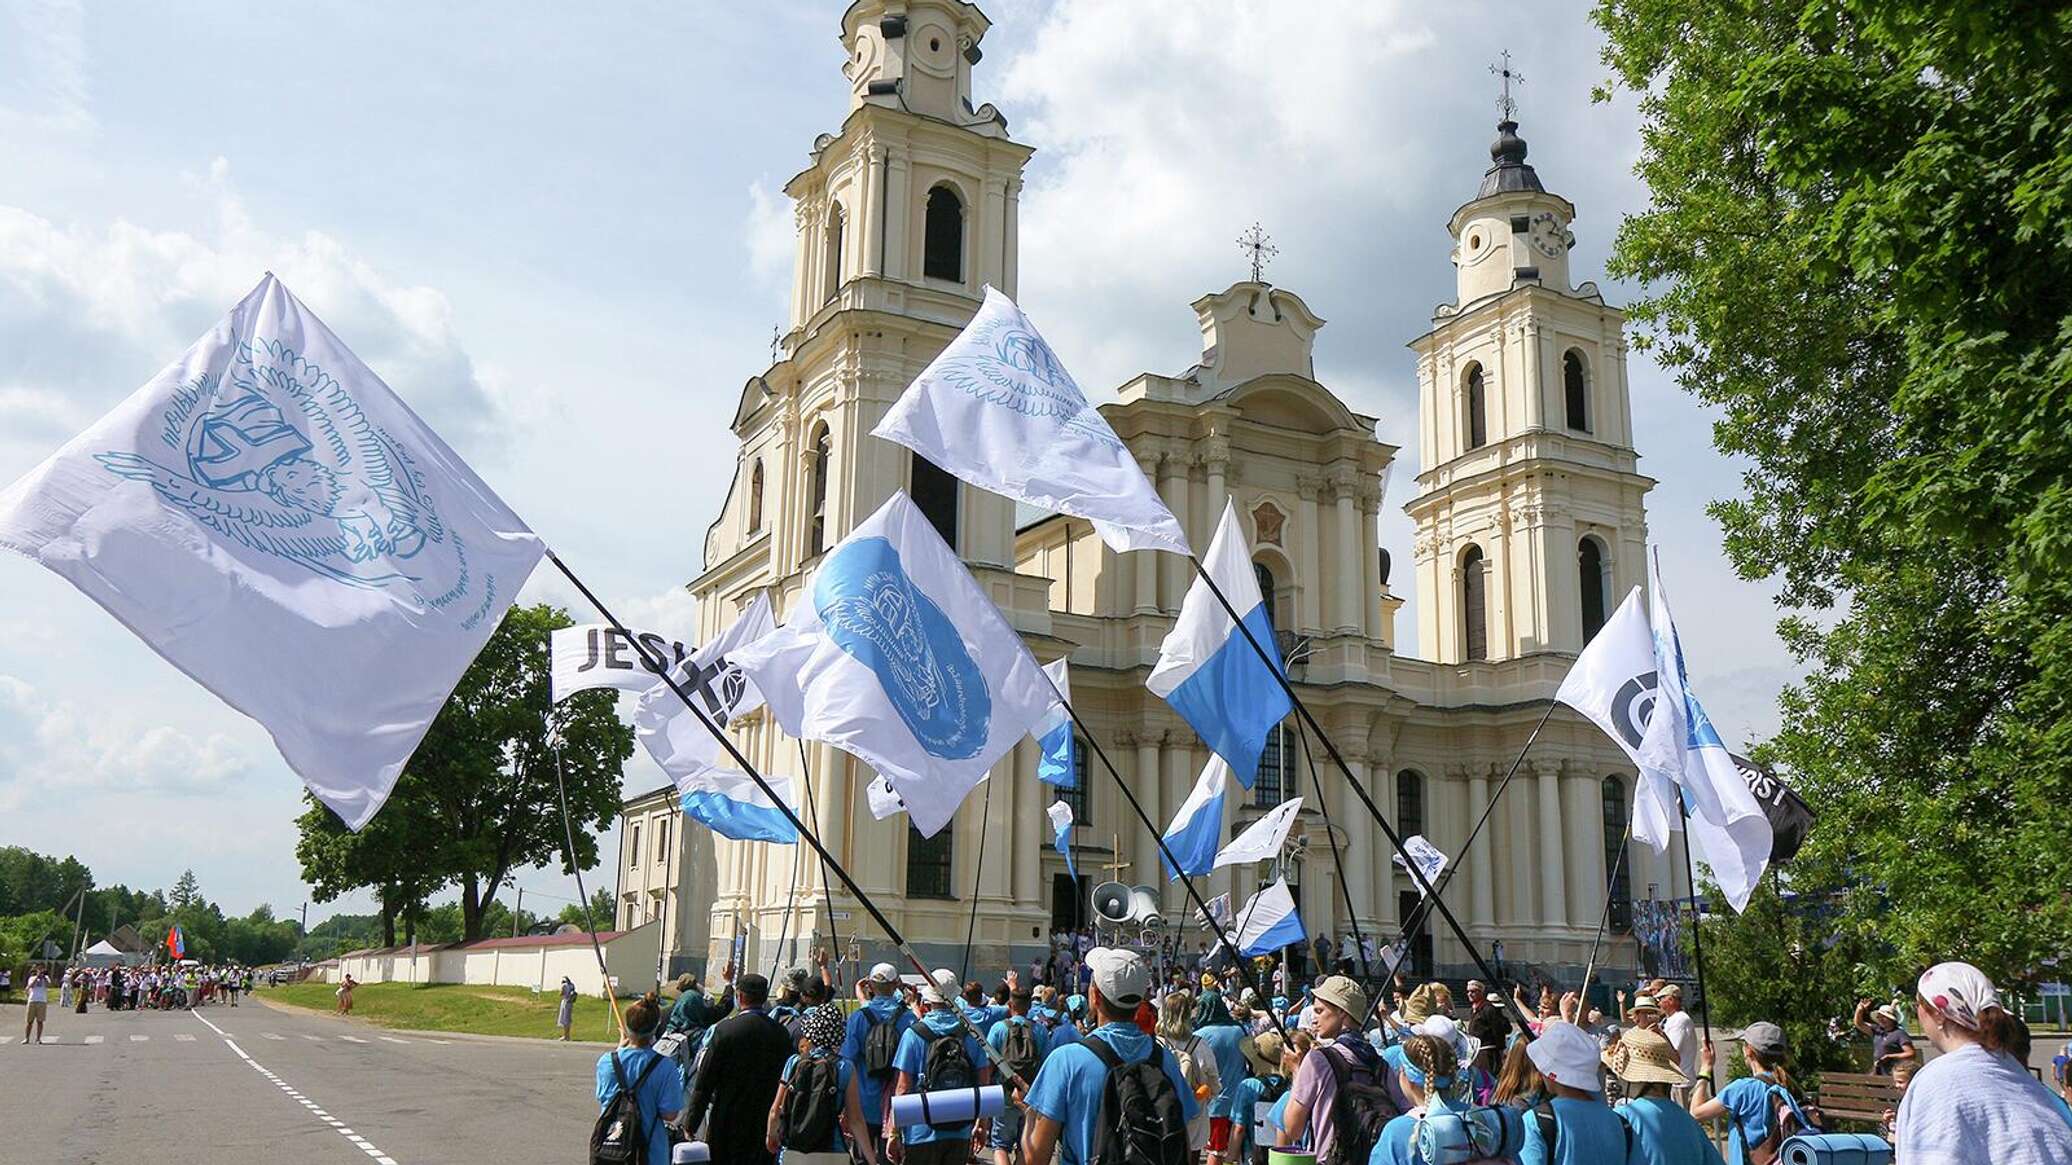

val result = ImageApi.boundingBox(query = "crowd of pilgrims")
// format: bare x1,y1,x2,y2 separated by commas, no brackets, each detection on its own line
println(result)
48,963,254,1012
589,945,2072,1165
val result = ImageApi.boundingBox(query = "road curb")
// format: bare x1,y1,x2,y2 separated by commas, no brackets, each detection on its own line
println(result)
248,992,615,1047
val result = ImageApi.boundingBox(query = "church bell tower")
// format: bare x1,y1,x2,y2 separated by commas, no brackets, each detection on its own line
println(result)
1405,71,1653,664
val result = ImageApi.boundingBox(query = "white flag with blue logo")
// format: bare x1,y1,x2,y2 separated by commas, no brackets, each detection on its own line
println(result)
871,286,1190,557
1147,500,1292,787
1554,586,1681,851
678,768,799,845
1641,554,1772,911
1047,800,1077,878
1214,795,1303,870
1033,657,1077,787
1161,755,1230,880
1234,878,1304,957
730,491,1053,838
0,275,541,831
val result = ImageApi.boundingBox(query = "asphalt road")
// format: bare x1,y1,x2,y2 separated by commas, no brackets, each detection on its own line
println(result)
1,995,610,1165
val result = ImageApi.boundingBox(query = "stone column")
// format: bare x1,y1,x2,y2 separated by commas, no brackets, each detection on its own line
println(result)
1134,452,1163,614
979,177,1009,291
1012,739,1041,908
1468,766,1497,932
882,150,911,281
1374,762,1400,931
1535,760,1567,930
1360,486,1383,643
1336,753,1374,929
1134,734,1165,887
1521,318,1545,432
1002,179,1022,298
1160,452,1191,611
861,144,886,277
1203,438,1228,520
1331,465,1361,634
1296,475,1324,633
1163,738,1195,914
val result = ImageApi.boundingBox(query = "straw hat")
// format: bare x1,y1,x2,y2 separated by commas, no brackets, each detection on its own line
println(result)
1606,1027,1687,1086
1403,982,1445,1025
1629,992,1661,1014
1244,1031,1285,1077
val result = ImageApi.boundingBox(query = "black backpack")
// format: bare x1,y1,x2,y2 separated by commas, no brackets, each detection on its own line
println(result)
1086,1037,1190,1165
862,1011,901,1078
1317,1044,1398,1165
780,1053,843,1152
1002,1020,1043,1089
590,1050,665,1165
919,1028,978,1130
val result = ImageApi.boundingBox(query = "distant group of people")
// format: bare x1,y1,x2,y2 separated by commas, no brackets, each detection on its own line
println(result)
13,962,255,1046
584,950,2072,1165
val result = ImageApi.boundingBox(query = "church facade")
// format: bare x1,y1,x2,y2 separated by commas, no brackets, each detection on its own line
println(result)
615,0,1679,987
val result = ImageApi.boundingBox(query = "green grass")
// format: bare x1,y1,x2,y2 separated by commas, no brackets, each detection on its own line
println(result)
260,981,624,1041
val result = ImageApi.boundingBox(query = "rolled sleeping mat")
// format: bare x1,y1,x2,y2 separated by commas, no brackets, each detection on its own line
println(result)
888,1084,1008,1129
1778,1132,1895,1165
671,1143,711,1164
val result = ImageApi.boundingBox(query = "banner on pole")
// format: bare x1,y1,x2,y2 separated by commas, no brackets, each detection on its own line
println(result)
551,623,691,703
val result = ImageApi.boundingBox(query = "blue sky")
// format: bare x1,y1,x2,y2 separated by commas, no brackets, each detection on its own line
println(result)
0,0,1800,923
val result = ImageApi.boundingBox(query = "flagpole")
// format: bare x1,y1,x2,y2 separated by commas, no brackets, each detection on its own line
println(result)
550,739,626,1032
1676,797,1714,1050
795,740,844,980
543,552,1035,1091
1575,828,1632,1017
959,778,993,984
1291,721,1372,982
1183,554,1531,1033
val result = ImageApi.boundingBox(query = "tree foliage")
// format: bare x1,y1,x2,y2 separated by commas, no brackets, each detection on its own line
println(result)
1595,1,2072,987
0,850,300,971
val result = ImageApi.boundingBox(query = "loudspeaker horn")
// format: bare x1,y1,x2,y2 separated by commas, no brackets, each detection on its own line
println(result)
1091,881,1135,927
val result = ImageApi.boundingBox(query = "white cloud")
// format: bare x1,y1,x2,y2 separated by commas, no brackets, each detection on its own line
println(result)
0,674,251,808
744,179,797,292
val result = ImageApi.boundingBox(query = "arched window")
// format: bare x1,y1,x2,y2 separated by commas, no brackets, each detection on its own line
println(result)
1396,770,1425,837
1563,349,1590,431
1254,560,1278,631
906,821,954,899
823,203,845,304
910,451,959,548
1460,544,1488,661
1603,776,1632,934
807,423,831,558
1254,722,1293,807
923,185,964,282
1465,363,1488,450
1579,537,1608,644
747,459,765,535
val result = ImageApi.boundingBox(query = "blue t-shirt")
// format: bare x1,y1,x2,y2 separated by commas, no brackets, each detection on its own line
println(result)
988,1015,1050,1079
1025,1022,1202,1165
1519,1096,1628,1165
893,1009,990,1145
1194,1023,1250,1118
1370,1101,1523,1165
1232,1073,1286,1152
841,994,914,1126
595,1046,686,1165
1618,1096,1724,1165
779,1051,854,1154
1716,1076,1780,1165
963,1001,1010,1029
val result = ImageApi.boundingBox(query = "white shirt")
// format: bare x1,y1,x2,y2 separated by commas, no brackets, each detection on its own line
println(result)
26,973,49,1003
1896,1043,2072,1165
1662,1009,1699,1080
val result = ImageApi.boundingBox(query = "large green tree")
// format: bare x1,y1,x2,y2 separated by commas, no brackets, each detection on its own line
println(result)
1595,1,2072,984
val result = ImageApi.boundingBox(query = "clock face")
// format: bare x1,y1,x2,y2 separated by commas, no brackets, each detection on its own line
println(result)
1529,212,1567,258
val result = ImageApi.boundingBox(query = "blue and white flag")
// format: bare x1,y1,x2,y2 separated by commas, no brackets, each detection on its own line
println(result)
730,491,1053,838
1641,554,1772,911
872,286,1190,557
1554,586,1680,850
1161,756,1230,880
634,592,775,785
679,768,799,845
1047,800,1077,879
1146,500,1291,787
1033,657,1077,788
1234,878,1304,957
1214,795,1303,870
0,274,541,830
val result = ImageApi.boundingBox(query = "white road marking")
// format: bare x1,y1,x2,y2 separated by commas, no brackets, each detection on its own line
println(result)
174,1033,197,1042
129,1034,149,1042
378,1036,409,1044
194,1012,404,1164
301,1034,324,1041
84,1035,104,1044
337,1035,368,1044
262,1032,286,1040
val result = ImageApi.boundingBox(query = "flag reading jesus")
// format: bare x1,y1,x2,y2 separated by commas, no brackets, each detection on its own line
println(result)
0,275,542,830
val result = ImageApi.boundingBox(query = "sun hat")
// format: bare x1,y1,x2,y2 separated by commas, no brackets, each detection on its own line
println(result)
1873,1003,1901,1026
1414,1014,1479,1068
1657,983,1683,1002
1629,992,1661,1014
802,1002,846,1050
1606,1027,1687,1086
1918,962,2001,1032
921,968,958,1005
1087,947,1150,1005
1525,1021,1603,1094
1313,975,1369,1023
1741,1021,1789,1057
1244,1031,1285,1077
1402,982,1445,1024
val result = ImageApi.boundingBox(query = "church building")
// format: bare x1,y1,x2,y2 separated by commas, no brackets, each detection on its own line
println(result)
616,0,1676,987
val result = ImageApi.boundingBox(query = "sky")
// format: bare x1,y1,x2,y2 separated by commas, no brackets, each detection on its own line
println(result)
0,0,1800,924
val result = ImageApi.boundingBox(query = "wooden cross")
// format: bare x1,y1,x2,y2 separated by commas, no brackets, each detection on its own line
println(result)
1098,835,1132,878
1490,50,1524,121
1236,223,1277,284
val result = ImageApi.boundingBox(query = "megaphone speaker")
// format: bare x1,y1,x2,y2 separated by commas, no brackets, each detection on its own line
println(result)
1091,881,1134,927
1127,885,1162,927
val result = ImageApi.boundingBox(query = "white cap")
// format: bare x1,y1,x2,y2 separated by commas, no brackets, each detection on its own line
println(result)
1525,1021,1604,1094
922,967,958,1006
1086,947,1149,1005
869,962,899,985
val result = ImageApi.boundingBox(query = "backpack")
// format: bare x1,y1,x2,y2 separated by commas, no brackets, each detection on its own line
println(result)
1086,1036,1191,1165
1411,1090,1516,1165
920,1028,978,1130
1737,1083,1824,1165
1318,1044,1399,1165
1002,1020,1043,1089
590,1050,665,1165
1528,1100,1633,1163
779,1053,843,1152
862,1010,901,1078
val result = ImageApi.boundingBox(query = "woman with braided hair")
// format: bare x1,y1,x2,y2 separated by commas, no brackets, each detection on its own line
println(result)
1367,1034,1521,1165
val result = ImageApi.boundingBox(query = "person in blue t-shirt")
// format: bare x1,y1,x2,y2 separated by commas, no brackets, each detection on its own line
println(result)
892,970,993,1165
769,1003,877,1165
1192,989,1252,1161
1230,1030,1301,1165
1518,1021,1630,1165
1022,947,1200,1165
959,970,1014,1029
1371,1032,1522,1165
1609,1028,1722,1165
594,994,686,1165
1688,1022,1805,1165
843,963,917,1145
988,989,1050,1165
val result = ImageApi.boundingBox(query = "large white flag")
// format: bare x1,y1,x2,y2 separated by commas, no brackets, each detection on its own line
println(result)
1642,556,1772,911
632,592,774,784
871,286,1190,556
1554,586,1680,849
1389,835,1451,889
0,275,541,829
1213,796,1303,870
730,492,1053,837
550,622,691,704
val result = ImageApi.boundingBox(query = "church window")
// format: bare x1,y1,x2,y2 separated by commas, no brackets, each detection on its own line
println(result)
654,819,669,865
823,203,845,304
1255,721,1294,807
747,459,765,535
1396,770,1424,838
924,185,964,282
1056,741,1091,825
807,423,832,558
906,821,954,899
1465,364,1488,450
1579,536,1608,644
628,822,641,869
1254,560,1279,631
1564,349,1590,432
910,451,959,548
1461,544,1488,661
1603,776,1632,934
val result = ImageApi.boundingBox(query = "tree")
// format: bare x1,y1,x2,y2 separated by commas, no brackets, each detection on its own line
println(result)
169,869,201,912
559,887,618,932
295,768,449,946
1595,2,2072,985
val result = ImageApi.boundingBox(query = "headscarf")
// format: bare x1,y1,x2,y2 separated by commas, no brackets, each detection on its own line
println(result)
1918,961,2001,1032
802,1002,845,1051
1193,989,1236,1029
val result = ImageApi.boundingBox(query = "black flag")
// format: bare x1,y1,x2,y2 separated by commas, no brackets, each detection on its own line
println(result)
1729,754,1816,864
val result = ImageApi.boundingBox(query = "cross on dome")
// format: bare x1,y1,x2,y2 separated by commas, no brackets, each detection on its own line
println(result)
1490,49,1524,121
1237,223,1278,284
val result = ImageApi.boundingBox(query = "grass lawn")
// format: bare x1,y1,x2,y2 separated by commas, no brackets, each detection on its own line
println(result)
260,981,625,1041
